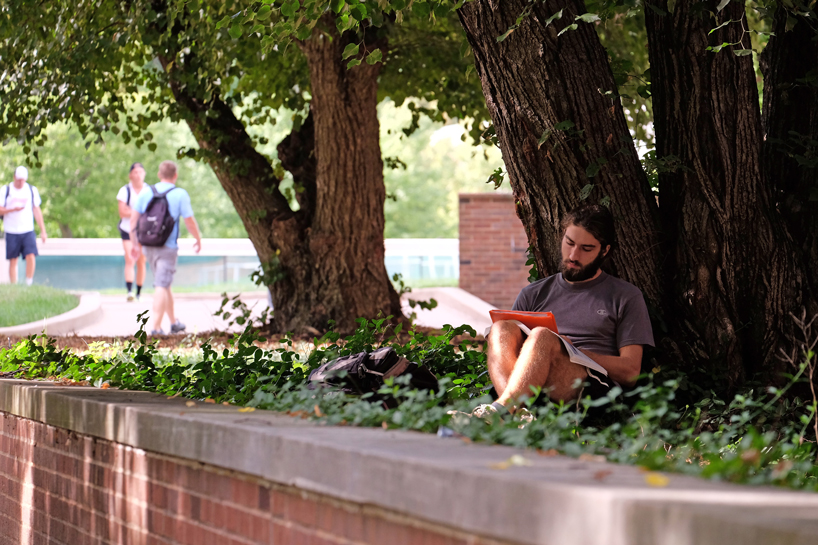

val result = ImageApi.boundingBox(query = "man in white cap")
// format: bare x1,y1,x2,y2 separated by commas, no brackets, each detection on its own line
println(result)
0,166,47,285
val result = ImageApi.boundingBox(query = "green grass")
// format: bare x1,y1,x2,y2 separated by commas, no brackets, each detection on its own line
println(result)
0,285,79,327
97,280,263,295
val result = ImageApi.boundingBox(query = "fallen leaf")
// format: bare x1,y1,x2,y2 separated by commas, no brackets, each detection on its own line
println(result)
489,455,531,470
204,398,216,404
593,470,613,481
381,421,388,430
578,453,607,463
314,405,323,417
100,383,110,390
222,402,230,406
644,472,669,487
537,448,559,457
185,401,196,407
238,407,255,413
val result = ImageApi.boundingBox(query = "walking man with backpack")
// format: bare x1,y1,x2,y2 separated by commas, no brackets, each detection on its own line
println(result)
1,166,47,285
130,161,201,335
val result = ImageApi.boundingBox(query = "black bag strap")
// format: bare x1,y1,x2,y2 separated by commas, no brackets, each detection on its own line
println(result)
3,185,8,207
126,184,131,205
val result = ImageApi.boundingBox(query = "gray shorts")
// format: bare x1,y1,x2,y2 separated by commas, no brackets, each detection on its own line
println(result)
142,246,178,289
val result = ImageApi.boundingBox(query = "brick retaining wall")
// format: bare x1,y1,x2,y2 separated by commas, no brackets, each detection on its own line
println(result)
0,412,505,545
458,193,529,309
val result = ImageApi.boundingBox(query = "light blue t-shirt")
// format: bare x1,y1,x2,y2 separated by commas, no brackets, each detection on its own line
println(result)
134,181,194,249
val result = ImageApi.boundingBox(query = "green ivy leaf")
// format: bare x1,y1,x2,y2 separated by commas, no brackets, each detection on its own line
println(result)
554,120,575,131
215,15,231,29
281,0,300,18
342,43,359,60
580,182,595,198
497,28,515,42
347,58,362,68
716,0,730,11
229,23,243,40
733,48,753,56
331,0,345,13
366,49,383,65
576,13,600,23
545,9,563,26
256,5,273,20
412,2,431,18
557,23,578,36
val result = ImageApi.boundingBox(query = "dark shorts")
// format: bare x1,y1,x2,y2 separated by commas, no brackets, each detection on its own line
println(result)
5,231,38,260
119,227,130,241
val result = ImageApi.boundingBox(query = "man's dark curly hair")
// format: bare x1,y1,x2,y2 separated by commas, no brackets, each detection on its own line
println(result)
560,204,616,253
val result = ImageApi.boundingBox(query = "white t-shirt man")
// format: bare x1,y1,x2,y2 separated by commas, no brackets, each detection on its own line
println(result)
116,183,147,232
2,182,42,234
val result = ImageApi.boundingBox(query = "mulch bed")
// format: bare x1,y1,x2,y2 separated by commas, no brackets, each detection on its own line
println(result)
2,327,485,352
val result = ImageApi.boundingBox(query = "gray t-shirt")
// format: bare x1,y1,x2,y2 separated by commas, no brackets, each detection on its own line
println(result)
512,272,654,356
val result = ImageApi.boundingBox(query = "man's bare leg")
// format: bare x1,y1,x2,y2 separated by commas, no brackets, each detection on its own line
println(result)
151,287,169,331
487,321,525,396
24,254,35,283
123,240,135,284
136,254,146,287
8,258,17,284
495,327,588,407
166,288,176,325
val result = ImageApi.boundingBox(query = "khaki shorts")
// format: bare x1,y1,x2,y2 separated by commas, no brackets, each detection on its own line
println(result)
142,246,178,289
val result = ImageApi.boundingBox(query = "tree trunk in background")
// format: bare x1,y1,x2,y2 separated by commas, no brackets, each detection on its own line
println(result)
294,18,403,330
644,0,806,385
156,19,402,333
761,6,818,305
457,0,667,350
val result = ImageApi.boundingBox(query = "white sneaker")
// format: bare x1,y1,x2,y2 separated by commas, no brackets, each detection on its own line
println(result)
126,291,135,302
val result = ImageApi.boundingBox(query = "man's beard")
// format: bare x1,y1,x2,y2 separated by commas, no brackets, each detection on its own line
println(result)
560,250,606,282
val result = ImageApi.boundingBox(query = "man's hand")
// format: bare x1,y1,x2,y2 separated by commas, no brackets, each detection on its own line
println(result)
193,239,201,254
40,232,47,244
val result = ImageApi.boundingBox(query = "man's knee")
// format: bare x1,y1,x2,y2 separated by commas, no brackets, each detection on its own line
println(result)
527,327,563,358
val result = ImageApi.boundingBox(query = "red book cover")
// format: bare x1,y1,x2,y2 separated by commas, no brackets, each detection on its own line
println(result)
488,310,559,334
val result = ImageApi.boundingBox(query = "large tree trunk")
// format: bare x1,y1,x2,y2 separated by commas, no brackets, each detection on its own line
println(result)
644,0,806,385
761,6,818,305
153,17,401,333
457,0,666,339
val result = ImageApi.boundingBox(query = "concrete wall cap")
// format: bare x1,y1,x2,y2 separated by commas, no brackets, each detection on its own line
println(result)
1,379,817,545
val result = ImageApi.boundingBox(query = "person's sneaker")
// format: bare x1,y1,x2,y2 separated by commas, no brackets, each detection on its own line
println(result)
149,329,165,336
126,291,135,302
170,320,186,334
471,401,508,423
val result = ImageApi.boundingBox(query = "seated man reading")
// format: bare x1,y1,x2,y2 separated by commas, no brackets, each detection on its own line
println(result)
484,204,654,414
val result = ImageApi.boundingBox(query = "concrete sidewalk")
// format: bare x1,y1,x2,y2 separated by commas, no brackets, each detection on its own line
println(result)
61,287,493,337
71,292,269,336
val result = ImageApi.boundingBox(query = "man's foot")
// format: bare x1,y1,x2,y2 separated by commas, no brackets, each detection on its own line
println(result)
149,329,165,336
126,291,135,302
170,320,186,334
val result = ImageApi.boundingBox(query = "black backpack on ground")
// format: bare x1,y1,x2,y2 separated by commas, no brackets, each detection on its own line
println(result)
308,347,439,401
136,185,177,247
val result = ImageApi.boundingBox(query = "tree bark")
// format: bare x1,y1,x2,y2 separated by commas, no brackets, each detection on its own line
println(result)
644,0,806,385
153,18,401,333
294,17,403,330
457,0,665,328
761,6,818,305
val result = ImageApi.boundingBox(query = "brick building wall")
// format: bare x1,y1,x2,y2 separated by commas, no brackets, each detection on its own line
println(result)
0,411,509,545
459,193,530,309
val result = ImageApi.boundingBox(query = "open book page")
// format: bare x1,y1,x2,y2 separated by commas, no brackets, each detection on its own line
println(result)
504,320,609,376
